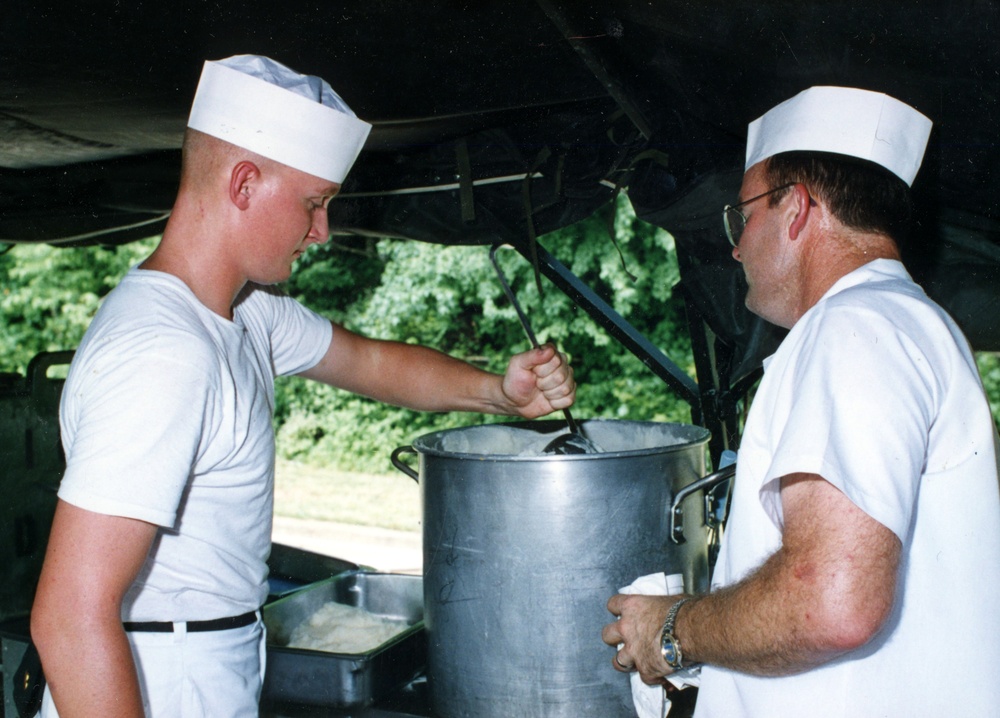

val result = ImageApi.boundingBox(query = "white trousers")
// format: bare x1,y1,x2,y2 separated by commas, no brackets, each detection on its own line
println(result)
40,616,266,717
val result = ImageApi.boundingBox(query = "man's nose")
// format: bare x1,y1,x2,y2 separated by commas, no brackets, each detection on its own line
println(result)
312,210,330,244
732,245,741,262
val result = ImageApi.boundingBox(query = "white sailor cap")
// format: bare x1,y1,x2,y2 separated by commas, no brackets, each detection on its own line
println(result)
745,86,932,187
187,54,372,184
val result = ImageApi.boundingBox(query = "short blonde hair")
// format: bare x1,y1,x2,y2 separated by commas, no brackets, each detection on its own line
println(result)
179,128,281,191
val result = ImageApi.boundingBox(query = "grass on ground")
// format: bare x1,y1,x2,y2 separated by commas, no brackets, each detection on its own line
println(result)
274,458,421,533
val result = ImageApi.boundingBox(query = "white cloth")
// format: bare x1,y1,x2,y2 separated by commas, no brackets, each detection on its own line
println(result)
619,573,700,718
39,615,267,717
696,259,1000,717
58,265,332,622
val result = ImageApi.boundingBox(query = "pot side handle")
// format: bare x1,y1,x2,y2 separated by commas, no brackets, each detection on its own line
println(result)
670,463,736,545
390,446,419,482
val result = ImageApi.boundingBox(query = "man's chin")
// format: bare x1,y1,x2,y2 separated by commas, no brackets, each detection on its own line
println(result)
744,292,769,322
249,268,293,286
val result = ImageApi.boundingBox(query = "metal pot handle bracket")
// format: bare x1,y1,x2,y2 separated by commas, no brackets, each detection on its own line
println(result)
391,446,419,482
670,463,736,544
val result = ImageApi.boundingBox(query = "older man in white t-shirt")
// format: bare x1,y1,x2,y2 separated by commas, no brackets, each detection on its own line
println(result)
604,86,1000,717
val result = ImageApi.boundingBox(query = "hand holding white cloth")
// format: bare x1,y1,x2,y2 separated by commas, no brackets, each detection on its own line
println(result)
618,572,701,718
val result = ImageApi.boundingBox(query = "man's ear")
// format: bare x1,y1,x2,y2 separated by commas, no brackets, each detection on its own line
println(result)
787,183,814,241
229,161,260,210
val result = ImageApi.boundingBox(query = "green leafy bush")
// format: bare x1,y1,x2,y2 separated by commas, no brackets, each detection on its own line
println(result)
0,239,157,372
274,196,698,472
7,197,1000,475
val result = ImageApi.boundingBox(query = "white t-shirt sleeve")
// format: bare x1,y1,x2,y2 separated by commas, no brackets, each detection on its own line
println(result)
59,331,218,528
759,302,934,540
236,284,333,377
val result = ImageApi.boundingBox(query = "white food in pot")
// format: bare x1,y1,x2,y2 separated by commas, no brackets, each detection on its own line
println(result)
427,422,703,457
287,601,410,654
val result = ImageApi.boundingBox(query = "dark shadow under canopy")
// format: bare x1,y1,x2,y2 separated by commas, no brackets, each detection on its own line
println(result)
2,1,998,440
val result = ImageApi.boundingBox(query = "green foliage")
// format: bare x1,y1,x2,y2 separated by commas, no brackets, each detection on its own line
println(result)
12,197,1000,477
977,353,1000,429
280,237,384,323
0,239,158,373
274,195,697,473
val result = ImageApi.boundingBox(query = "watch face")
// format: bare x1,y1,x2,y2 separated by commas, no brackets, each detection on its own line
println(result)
662,635,680,667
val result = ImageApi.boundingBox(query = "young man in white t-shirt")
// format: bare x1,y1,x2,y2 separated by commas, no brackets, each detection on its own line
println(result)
31,55,579,718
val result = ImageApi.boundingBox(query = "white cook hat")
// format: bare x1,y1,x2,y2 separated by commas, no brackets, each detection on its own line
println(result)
745,86,932,187
187,54,372,184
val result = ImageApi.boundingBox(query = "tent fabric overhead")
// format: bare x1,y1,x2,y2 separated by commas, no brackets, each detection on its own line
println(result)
2,1,999,370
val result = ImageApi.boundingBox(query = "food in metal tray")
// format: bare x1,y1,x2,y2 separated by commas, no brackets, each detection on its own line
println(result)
286,600,410,654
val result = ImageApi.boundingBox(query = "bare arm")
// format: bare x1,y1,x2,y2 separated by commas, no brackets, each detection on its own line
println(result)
298,322,575,418
605,473,901,683
32,500,159,717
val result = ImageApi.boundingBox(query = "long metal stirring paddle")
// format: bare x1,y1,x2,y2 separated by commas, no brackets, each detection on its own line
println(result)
489,244,600,455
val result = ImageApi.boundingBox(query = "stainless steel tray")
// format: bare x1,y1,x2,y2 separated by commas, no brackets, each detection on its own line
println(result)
262,571,425,709
266,543,360,600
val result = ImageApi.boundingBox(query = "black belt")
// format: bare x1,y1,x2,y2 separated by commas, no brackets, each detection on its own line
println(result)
123,610,258,633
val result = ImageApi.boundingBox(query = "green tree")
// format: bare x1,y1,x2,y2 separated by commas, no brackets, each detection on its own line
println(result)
274,195,697,472
0,239,158,373
977,353,1000,430
11,198,999,476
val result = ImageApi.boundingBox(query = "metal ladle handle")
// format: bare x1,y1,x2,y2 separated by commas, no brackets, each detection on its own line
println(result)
489,244,582,436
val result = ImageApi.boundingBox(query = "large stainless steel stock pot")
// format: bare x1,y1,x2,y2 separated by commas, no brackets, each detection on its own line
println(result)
391,419,725,718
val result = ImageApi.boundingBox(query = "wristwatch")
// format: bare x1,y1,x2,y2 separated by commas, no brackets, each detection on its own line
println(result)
660,597,694,670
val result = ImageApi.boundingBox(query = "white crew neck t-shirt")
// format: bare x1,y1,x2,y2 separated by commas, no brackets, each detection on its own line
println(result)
58,267,332,622
696,259,1000,718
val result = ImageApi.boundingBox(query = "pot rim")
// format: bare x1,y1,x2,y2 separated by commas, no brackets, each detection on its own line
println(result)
407,418,711,462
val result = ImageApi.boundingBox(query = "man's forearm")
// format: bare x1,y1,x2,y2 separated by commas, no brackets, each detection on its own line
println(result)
348,340,506,413
38,624,145,717
678,555,850,676
299,328,512,413
678,518,898,676
610,477,901,684
33,498,160,716
302,324,573,418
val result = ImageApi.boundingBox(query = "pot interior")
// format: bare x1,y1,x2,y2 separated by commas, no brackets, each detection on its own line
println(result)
412,419,709,459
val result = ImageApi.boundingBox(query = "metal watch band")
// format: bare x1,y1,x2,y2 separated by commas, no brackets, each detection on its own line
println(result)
660,597,694,669
662,596,692,637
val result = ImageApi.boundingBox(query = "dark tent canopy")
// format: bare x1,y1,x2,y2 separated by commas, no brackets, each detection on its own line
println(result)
3,1,998,452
